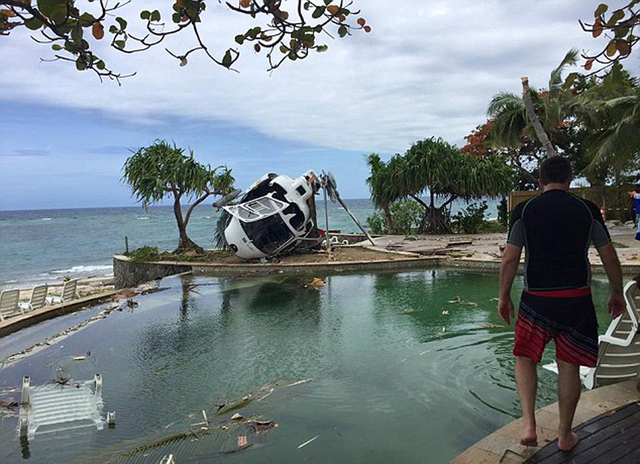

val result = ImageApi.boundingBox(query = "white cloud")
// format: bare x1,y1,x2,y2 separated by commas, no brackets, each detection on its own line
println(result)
1,0,639,156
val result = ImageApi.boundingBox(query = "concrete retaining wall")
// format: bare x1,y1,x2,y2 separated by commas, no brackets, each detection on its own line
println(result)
113,254,640,290
0,291,116,338
113,255,192,289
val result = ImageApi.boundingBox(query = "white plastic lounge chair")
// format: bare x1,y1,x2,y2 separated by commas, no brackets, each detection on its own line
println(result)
18,284,48,312
543,280,640,389
46,279,79,305
0,289,23,321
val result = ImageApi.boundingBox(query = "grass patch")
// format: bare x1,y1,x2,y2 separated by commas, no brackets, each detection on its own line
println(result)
127,246,160,261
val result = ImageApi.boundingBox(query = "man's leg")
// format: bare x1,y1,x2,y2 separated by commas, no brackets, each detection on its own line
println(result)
515,356,538,446
556,358,581,451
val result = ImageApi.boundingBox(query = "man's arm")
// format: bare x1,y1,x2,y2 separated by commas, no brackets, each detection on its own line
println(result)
597,242,625,318
498,244,523,325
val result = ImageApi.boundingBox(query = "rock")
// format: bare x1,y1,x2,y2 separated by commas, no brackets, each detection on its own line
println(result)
231,413,243,420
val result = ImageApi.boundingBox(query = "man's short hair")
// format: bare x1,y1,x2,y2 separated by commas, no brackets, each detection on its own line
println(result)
539,156,572,185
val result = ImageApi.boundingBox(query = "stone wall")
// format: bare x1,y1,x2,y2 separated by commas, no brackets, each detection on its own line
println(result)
113,255,192,289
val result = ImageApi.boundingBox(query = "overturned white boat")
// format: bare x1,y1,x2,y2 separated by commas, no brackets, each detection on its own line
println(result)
216,170,374,260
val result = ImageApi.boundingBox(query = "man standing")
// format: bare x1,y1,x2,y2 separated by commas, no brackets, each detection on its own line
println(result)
498,156,625,452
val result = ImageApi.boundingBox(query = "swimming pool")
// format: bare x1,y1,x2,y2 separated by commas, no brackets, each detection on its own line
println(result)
0,270,613,463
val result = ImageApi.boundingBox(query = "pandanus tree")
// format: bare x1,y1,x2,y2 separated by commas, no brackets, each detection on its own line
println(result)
366,138,514,234
365,153,401,233
399,138,513,233
123,140,235,254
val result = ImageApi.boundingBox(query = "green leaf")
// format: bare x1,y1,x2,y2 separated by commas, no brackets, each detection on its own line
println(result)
71,25,83,42
115,17,127,30
75,57,87,71
607,9,625,26
316,44,328,53
279,44,288,53
312,6,325,19
140,10,151,20
96,60,105,70
109,25,118,33
234,34,245,45
24,17,43,30
338,25,347,37
49,6,68,25
611,61,623,82
594,3,608,17
79,13,95,26
614,25,630,38
323,0,331,5
114,40,126,49
172,12,181,23
222,50,232,67
37,0,65,20
150,10,161,21
562,72,578,90
51,43,63,51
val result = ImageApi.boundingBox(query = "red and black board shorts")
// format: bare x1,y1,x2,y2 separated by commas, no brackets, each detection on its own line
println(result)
513,288,598,367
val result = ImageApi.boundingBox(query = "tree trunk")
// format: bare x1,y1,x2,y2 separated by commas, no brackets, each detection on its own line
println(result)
430,190,435,231
382,202,395,234
173,197,204,254
521,77,558,158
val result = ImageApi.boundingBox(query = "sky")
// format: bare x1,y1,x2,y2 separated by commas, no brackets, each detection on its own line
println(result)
1,0,639,211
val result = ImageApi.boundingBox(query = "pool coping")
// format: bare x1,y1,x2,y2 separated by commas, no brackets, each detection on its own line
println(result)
113,252,640,289
0,291,116,338
450,380,640,463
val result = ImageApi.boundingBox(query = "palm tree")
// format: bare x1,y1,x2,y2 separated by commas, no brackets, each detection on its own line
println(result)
487,49,580,148
579,74,640,170
486,50,580,184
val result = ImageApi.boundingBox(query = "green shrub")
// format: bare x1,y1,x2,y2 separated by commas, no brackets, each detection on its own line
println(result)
128,246,159,262
479,219,507,233
367,200,423,235
451,202,489,234
497,197,509,228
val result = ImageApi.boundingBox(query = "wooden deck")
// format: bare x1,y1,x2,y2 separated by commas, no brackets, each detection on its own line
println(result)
451,380,640,464
525,401,640,463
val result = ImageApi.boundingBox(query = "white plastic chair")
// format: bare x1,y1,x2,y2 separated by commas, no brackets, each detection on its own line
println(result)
0,289,22,321
18,284,48,312
543,280,640,389
46,279,79,305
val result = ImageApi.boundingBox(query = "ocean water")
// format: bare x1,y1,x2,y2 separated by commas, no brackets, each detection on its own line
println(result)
0,198,501,290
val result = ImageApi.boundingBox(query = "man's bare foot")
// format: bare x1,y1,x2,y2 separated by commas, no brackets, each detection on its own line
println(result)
520,426,538,447
558,432,580,452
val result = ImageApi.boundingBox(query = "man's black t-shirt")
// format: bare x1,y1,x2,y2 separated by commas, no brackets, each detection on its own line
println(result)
508,189,611,291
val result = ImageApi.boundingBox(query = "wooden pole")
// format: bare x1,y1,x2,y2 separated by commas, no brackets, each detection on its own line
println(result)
323,188,331,252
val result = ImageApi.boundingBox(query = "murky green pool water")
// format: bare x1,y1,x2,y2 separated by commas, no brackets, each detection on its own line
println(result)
0,270,613,463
